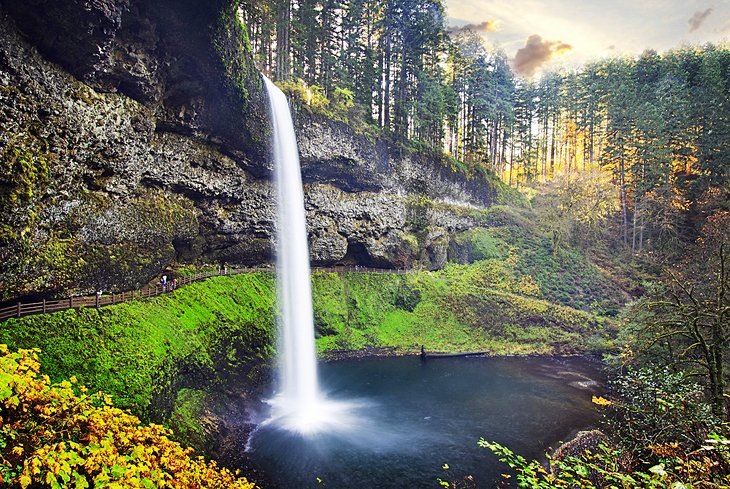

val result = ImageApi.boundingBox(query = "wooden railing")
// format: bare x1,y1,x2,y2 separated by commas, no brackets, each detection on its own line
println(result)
0,265,413,323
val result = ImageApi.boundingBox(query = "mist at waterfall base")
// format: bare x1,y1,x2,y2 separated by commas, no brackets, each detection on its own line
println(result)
245,356,603,488
262,75,360,435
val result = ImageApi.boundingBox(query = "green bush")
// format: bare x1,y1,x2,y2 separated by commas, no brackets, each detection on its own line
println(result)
604,366,718,455
482,436,730,488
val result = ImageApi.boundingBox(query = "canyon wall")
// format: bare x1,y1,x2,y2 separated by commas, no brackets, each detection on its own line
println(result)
0,0,514,302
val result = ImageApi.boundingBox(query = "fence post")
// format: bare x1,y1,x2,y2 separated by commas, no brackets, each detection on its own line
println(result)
69,297,73,309
43,299,46,314
112,292,115,304
17,302,21,318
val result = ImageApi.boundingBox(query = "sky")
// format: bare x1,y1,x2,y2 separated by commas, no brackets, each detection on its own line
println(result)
445,0,730,77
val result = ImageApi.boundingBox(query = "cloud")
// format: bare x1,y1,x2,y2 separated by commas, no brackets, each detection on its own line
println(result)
447,20,501,36
512,35,572,77
688,8,713,32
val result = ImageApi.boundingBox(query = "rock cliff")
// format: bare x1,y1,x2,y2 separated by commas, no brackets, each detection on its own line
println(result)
0,0,515,302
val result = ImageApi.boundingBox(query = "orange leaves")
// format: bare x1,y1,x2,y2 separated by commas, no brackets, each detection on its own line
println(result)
0,344,257,489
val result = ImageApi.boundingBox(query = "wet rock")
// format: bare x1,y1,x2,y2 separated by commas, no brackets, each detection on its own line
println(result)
0,2,508,301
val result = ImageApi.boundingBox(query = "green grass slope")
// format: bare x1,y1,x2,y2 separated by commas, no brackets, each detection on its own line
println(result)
0,273,276,420
0,228,623,429
312,270,617,356
448,205,629,315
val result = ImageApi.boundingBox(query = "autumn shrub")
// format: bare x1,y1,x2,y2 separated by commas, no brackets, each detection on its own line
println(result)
482,434,730,488
0,345,256,489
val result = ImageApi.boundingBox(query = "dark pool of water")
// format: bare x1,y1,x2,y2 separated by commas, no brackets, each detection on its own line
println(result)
245,356,603,488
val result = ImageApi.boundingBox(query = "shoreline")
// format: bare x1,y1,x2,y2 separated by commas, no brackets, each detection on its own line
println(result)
319,346,605,363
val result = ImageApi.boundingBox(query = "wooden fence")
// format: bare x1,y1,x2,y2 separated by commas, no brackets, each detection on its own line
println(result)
0,265,412,323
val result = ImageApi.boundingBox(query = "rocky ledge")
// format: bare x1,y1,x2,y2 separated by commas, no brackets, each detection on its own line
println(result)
0,0,517,303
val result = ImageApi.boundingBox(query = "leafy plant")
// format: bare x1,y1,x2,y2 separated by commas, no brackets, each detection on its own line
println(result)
603,366,718,456
0,345,256,488
481,435,730,488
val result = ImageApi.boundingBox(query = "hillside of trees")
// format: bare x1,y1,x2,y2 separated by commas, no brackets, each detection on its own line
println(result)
241,0,728,259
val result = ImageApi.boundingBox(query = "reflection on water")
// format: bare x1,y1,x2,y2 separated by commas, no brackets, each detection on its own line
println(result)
245,356,604,488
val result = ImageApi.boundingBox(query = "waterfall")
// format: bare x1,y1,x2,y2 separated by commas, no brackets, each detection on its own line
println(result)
262,75,357,436
264,74,320,417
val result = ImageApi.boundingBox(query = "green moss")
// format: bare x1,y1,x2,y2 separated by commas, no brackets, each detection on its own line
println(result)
0,273,276,421
0,189,200,301
0,134,53,241
312,268,615,356
404,195,432,231
214,2,257,102
458,228,506,261
401,233,420,254
168,388,209,450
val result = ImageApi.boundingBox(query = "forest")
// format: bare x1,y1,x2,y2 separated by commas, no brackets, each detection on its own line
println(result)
244,0,729,256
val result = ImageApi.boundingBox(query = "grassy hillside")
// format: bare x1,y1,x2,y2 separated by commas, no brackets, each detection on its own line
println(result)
447,205,629,316
0,273,276,420
312,269,617,356
0,204,628,448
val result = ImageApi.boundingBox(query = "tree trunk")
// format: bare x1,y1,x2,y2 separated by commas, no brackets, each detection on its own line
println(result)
620,149,628,246
550,112,557,178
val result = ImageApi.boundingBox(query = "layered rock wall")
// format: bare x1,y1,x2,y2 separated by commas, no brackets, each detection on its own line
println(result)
0,0,512,302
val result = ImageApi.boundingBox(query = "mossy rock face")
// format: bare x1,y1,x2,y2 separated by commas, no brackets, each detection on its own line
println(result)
449,228,509,264
0,187,201,300
0,8,272,301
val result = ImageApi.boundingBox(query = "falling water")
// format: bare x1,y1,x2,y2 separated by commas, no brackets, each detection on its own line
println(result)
262,75,358,435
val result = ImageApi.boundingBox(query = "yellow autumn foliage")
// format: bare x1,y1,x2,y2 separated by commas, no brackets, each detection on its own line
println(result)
0,344,257,489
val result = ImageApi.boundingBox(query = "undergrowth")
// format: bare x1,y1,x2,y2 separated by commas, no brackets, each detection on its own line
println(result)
311,270,615,356
0,345,256,488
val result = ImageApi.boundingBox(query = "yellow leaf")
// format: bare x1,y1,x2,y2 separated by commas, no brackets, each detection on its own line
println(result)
591,396,613,406
19,474,32,489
